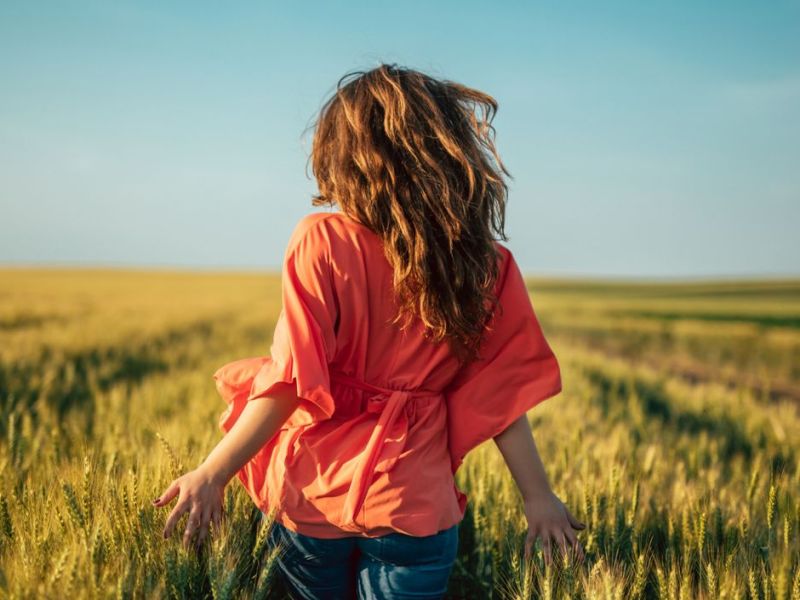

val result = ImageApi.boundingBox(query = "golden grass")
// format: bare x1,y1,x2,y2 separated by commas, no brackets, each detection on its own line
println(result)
0,268,798,598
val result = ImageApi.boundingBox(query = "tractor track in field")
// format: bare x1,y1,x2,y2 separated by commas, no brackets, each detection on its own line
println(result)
567,338,800,406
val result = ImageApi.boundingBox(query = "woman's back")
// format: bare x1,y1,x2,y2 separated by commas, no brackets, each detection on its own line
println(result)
317,210,464,391
214,209,561,538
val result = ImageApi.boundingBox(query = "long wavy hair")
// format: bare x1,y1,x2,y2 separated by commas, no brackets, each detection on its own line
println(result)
308,64,512,366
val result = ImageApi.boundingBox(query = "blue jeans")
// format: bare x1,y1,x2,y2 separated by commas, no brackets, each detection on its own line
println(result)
263,516,459,599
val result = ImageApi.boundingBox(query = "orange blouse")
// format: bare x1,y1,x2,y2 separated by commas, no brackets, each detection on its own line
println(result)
213,211,562,539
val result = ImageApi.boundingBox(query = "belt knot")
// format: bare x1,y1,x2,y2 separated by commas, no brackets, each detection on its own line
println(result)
326,369,439,531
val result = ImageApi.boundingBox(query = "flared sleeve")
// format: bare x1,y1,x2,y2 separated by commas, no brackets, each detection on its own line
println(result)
444,245,562,475
214,214,339,436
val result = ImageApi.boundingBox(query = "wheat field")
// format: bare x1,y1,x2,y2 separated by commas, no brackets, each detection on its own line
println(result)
0,267,798,599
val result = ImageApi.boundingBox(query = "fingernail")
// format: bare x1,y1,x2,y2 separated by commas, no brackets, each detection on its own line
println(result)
152,498,160,504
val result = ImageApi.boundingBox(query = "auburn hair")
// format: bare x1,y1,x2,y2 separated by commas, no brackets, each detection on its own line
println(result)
308,63,512,366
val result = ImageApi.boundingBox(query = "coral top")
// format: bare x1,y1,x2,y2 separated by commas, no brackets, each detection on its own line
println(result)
213,211,562,539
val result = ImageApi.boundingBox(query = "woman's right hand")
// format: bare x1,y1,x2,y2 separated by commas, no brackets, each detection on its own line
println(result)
521,489,586,566
152,466,226,551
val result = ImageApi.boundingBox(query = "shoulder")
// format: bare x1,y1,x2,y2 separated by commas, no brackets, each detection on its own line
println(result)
284,210,370,270
286,211,363,246
286,210,377,262
494,241,512,264
284,212,338,258
491,241,517,288
288,211,333,242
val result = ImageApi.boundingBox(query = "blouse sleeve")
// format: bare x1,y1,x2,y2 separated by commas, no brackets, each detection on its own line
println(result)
214,215,339,434
444,244,562,474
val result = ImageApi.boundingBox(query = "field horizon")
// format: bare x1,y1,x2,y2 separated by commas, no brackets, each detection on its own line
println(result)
2,263,799,284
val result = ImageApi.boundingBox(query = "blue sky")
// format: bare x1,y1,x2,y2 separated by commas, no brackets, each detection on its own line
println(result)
1,1,798,278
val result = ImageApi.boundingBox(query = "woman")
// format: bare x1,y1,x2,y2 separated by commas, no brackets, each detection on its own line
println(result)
153,63,585,599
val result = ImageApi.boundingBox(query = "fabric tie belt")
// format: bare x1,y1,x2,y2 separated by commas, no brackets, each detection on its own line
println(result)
328,370,442,529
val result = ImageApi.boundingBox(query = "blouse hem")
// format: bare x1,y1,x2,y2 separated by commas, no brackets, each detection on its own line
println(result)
270,510,465,539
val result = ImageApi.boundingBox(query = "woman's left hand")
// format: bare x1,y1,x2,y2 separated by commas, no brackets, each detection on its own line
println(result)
152,466,226,551
522,489,586,566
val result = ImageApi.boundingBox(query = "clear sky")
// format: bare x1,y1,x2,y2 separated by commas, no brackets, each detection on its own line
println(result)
1,1,798,278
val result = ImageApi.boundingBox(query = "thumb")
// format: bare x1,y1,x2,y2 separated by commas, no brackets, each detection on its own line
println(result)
564,506,586,530
152,479,180,507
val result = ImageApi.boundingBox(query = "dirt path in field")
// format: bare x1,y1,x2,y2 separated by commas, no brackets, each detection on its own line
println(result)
568,339,800,405
657,358,800,404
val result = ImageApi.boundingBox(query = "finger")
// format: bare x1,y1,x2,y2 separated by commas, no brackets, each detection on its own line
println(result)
555,530,569,561
210,506,222,531
564,528,585,563
564,506,586,530
575,541,585,564
152,480,180,508
541,531,552,567
208,506,222,538
195,506,212,549
524,531,533,561
163,499,189,539
183,505,202,550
